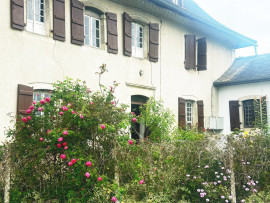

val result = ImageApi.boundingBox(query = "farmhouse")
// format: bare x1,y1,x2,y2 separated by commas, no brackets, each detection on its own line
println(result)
0,0,257,141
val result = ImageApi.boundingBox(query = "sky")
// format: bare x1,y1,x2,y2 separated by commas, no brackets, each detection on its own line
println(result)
193,0,270,57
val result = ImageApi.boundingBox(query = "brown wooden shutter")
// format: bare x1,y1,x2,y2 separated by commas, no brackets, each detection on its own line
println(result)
197,100,204,129
149,23,159,62
229,100,240,131
11,0,24,30
70,0,84,45
123,12,132,56
17,84,33,115
184,35,196,70
106,12,118,54
178,97,185,128
197,37,207,71
53,0,65,41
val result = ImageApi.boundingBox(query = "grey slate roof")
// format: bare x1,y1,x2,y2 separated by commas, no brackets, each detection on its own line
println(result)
151,0,257,48
214,54,270,87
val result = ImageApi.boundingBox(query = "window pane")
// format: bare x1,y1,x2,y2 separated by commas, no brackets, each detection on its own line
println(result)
35,0,40,22
27,0,33,20
96,20,99,29
96,39,100,47
132,23,135,47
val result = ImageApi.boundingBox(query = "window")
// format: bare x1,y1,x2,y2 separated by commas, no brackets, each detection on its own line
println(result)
84,15,100,47
185,101,193,125
26,0,46,35
132,22,143,58
171,0,183,7
33,90,51,102
242,98,267,128
229,97,267,131
185,35,207,71
243,100,255,127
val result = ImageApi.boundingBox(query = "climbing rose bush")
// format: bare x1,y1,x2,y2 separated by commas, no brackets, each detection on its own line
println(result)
8,74,132,201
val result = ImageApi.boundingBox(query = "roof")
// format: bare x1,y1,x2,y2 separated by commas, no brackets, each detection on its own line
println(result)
214,54,270,87
150,0,257,48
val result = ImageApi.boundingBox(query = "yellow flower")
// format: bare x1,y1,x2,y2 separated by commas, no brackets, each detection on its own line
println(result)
243,135,247,138
244,131,248,135
250,145,253,148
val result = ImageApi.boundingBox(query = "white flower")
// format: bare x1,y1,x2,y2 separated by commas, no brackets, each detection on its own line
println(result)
245,188,249,191
221,196,225,199
215,172,218,175
206,199,209,202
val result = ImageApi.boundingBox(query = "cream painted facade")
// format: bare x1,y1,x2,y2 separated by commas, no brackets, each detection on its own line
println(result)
0,0,255,142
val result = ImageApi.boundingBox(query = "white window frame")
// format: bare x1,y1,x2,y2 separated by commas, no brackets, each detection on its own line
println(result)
132,22,143,58
26,0,46,35
185,101,193,125
84,15,100,48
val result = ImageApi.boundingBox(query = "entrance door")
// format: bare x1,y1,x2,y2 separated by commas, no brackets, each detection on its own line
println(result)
131,95,149,140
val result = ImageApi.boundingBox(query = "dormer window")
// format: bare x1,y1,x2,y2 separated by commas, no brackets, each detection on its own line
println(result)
171,0,183,7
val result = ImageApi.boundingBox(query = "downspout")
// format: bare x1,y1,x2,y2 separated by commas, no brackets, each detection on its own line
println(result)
159,20,162,99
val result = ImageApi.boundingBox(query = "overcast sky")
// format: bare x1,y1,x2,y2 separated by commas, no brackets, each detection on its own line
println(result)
193,0,270,57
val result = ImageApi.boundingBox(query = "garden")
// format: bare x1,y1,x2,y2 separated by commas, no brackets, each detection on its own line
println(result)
0,65,269,202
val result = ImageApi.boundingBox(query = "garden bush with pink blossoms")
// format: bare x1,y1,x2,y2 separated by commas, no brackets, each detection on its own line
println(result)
0,65,269,202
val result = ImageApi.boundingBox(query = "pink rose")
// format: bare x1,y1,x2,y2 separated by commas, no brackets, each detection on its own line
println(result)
97,177,102,181
63,130,68,135
128,140,134,145
87,89,90,93
38,107,43,112
45,97,51,103
29,105,35,110
62,142,67,147
132,118,137,122
100,124,106,129
58,137,63,142
59,111,64,115
85,172,90,178
27,116,31,120
131,112,135,115
33,101,36,105
60,154,66,160
62,106,68,111
111,197,117,202
57,143,62,148
22,117,28,123
139,180,144,184
86,161,92,166
64,146,68,150
26,109,31,114
40,137,44,141
71,111,75,114
68,162,73,166
80,114,84,119
111,100,115,105
71,159,76,164
40,100,45,105
47,146,49,148
90,101,94,105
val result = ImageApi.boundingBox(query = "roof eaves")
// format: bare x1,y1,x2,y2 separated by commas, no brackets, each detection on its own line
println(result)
214,78,270,87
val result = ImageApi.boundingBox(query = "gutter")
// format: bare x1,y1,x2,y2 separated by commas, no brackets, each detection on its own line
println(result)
149,0,257,48
214,78,270,87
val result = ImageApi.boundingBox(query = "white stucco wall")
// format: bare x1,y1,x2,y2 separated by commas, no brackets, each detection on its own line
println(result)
0,0,235,142
217,81,270,135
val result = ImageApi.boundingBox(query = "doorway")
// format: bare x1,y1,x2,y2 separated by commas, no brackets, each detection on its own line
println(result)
131,95,149,140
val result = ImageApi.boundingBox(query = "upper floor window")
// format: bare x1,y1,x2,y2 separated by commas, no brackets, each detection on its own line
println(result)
84,16,100,47
169,0,183,7
26,0,46,35
132,22,143,58
185,35,207,71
